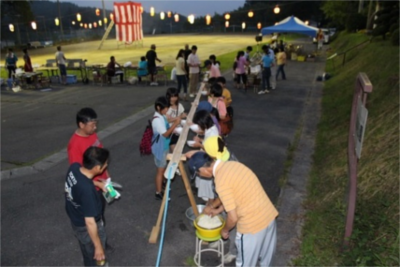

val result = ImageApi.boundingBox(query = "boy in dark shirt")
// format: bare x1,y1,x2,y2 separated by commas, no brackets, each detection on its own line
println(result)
145,44,162,86
65,146,110,266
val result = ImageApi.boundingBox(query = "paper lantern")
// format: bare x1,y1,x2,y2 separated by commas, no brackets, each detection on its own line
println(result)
305,20,309,25
248,11,254,18
95,8,100,16
89,23,92,29
9,24,15,32
174,14,179,22
77,13,81,22
80,23,83,27
94,22,97,28
257,22,262,30
188,14,195,24
225,21,229,28
110,13,114,21
31,21,37,30
104,17,108,24
242,22,246,29
150,7,155,16
84,23,88,29
55,18,59,26
140,6,143,14
224,13,230,20
167,11,172,18
72,21,76,25
160,12,165,20
98,20,102,26
274,5,280,14
205,15,211,25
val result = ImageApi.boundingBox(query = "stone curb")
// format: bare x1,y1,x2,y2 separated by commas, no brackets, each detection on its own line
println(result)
0,105,154,181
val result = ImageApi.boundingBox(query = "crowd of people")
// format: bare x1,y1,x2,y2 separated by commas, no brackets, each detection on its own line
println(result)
145,41,284,265
62,40,289,266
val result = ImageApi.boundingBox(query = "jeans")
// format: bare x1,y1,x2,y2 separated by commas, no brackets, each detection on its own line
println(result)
276,64,286,80
176,74,187,94
261,67,271,90
71,221,107,266
7,66,16,79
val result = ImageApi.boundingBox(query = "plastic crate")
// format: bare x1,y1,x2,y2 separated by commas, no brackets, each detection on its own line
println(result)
66,75,77,84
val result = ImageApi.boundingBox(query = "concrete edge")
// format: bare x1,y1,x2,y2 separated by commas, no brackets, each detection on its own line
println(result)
273,67,323,266
0,105,154,181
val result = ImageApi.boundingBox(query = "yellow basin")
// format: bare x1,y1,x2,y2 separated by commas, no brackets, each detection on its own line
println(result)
193,214,225,239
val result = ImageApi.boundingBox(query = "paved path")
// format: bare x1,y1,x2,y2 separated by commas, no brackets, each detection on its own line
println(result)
1,44,325,266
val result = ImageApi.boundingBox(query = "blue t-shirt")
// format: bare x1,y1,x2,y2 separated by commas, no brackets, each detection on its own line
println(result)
138,61,148,76
5,54,18,66
261,55,273,68
65,163,102,227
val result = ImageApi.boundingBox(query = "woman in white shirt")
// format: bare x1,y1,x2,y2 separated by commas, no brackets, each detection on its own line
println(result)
175,49,188,101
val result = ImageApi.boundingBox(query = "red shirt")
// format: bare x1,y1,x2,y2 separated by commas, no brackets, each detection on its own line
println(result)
67,132,108,189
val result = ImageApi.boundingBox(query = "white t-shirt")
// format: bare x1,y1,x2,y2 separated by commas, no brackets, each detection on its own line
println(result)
204,125,219,140
166,103,185,126
151,112,167,135
187,53,200,74
55,51,66,65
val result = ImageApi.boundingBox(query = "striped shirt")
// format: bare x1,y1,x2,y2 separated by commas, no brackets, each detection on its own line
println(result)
213,161,279,234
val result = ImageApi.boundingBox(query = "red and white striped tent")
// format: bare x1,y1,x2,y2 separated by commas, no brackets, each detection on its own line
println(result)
114,1,143,43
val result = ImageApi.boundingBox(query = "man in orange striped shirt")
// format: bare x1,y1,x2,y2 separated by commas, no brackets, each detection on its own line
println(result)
193,155,279,266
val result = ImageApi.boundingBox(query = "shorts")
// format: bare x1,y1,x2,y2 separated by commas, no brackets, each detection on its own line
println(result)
59,64,67,76
169,133,179,146
154,150,168,168
148,64,157,75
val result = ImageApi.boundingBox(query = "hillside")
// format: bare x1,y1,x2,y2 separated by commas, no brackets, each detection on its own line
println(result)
294,32,399,266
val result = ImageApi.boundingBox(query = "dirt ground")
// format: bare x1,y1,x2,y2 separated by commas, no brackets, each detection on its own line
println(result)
2,34,265,67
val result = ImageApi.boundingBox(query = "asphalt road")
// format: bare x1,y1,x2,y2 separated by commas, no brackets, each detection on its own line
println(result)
1,44,325,266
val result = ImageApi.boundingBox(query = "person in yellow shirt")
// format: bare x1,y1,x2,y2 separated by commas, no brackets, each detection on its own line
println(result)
275,47,287,80
189,146,279,266
216,76,232,107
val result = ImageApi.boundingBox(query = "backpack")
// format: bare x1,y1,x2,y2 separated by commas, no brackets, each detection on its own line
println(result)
139,117,159,156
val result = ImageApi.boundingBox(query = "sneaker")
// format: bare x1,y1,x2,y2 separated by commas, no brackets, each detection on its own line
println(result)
208,240,228,249
258,90,265,95
271,86,276,90
175,168,181,176
155,192,171,201
189,94,194,98
223,252,236,263
265,89,270,93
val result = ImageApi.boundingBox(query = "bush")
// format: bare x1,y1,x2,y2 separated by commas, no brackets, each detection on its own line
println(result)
391,29,399,46
389,24,399,35
346,13,367,32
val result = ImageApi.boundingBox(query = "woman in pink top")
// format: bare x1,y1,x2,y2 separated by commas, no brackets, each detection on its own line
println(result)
208,83,233,136
234,51,249,89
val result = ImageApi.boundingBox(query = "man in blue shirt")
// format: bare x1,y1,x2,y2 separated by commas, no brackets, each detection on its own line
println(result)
258,45,274,95
65,146,110,266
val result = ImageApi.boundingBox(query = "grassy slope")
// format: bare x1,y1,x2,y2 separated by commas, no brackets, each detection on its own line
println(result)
294,32,399,266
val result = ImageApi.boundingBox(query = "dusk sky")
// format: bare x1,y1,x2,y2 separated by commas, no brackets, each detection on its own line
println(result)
61,0,246,17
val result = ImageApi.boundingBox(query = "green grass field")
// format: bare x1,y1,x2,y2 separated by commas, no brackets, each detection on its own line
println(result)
293,32,399,266
1,33,302,79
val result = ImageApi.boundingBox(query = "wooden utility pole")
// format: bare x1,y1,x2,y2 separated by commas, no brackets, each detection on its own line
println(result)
102,0,107,31
358,0,365,13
